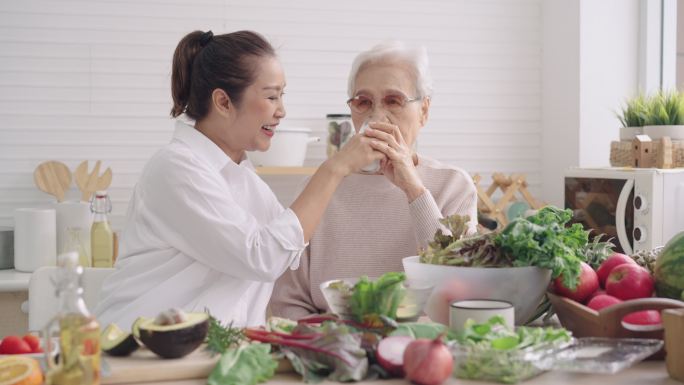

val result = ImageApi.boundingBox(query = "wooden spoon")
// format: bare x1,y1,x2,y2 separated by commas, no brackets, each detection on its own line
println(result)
74,160,112,202
96,167,113,191
34,161,72,202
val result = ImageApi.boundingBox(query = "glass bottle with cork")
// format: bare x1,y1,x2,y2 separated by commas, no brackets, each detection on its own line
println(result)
90,191,113,268
44,251,101,385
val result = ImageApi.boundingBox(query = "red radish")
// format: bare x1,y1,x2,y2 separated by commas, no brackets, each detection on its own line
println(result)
585,289,607,303
622,310,662,326
376,336,413,377
403,336,453,385
586,294,623,311
606,264,654,300
596,253,637,288
553,262,599,303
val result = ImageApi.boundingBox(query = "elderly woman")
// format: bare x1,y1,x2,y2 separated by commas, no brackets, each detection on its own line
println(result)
270,41,478,319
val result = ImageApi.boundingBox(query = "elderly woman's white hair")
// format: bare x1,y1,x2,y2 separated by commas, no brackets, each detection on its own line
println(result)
347,41,433,99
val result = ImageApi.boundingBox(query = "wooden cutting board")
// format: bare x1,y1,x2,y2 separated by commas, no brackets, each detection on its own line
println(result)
102,346,292,384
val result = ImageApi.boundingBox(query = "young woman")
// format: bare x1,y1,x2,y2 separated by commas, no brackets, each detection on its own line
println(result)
96,30,387,329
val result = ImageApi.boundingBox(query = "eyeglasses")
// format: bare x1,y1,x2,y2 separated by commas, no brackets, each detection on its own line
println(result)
346,93,422,114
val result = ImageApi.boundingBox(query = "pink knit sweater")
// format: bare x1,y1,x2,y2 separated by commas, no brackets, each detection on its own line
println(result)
269,156,478,320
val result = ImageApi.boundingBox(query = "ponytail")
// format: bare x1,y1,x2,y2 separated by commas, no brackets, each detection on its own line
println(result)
171,31,204,118
170,30,275,120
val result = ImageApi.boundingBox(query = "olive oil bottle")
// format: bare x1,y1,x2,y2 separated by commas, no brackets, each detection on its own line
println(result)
90,191,113,268
45,252,101,385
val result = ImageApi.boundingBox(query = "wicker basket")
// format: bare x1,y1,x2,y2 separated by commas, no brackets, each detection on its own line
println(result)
547,292,684,359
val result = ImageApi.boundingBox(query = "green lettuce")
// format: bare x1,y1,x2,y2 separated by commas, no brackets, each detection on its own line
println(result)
494,206,588,289
349,272,406,326
453,316,572,384
207,343,277,385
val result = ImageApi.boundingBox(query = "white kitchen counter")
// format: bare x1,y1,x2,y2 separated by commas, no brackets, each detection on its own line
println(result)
0,269,32,291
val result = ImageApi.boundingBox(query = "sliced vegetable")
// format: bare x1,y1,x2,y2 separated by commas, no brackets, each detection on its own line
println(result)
138,312,209,359
101,323,140,357
376,336,413,377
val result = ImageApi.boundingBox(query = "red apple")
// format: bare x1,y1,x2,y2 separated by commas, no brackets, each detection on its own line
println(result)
553,262,599,303
585,289,607,303
587,294,623,311
605,264,654,300
596,253,637,288
622,310,662,326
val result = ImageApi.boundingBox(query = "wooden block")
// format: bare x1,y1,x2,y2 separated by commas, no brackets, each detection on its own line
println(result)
658,137,674,169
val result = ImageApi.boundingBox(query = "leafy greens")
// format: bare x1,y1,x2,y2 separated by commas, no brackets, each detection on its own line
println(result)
452,316,572,384
420,206,613,289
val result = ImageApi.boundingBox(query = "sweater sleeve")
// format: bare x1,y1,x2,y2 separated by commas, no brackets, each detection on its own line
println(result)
409,167,480,250
269,246,319,320
408,190,448,250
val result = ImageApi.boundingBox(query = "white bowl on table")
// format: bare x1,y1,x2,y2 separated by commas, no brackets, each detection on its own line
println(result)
402,256,551,325
320,277,433,322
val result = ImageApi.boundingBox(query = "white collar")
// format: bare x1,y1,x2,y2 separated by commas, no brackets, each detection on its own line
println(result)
172,119,231,172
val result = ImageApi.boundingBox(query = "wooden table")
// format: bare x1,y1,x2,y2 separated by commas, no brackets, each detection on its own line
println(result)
110,361,678,385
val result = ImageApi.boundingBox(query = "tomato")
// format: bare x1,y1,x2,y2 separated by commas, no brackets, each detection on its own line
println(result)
22,335,41,353
0,335,32,354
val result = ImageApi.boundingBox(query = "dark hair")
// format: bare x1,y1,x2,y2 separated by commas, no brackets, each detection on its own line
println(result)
170,30,275,120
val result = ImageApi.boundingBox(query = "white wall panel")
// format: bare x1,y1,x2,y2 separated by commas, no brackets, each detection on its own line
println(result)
0,0,543,230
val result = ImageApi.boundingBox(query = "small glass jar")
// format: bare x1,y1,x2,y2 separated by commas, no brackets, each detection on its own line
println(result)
325,114,353,158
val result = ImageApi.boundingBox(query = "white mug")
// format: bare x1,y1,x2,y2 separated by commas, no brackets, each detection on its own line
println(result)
449,299,515,334
14,208,56,272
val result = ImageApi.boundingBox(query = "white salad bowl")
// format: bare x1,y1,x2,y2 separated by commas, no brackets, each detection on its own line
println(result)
402,256,551,325
320,277,433,322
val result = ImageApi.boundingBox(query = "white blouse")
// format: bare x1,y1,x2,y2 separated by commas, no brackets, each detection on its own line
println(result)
95,120,306,329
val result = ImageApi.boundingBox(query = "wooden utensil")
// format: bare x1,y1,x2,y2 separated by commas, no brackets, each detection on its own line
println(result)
74,160,112,202
33,161,72,202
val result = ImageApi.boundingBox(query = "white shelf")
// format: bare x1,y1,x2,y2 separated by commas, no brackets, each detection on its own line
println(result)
0,269,32,292
255,167,317,175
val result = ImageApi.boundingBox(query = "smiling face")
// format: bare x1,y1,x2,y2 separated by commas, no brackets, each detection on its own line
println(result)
229,56,287,152
350,61,430,147
200,55,286,163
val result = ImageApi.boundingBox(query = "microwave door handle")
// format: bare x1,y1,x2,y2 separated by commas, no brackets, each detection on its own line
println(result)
616,178,634,255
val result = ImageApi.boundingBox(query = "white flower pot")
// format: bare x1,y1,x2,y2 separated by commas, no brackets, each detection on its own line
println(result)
643,125,684,140
619,126,643,141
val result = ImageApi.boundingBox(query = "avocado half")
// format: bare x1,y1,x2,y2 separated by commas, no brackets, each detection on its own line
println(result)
137,312,209,359
101,323,140,357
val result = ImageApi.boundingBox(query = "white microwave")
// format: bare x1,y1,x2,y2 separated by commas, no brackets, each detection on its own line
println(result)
564,167,684,255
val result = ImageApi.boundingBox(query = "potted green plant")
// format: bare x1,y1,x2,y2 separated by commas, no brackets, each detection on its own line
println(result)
617,94,647,140
643,90,684,140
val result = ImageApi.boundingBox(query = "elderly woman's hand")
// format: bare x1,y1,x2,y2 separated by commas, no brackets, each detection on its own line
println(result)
365,122,427,202
330,130,387,176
